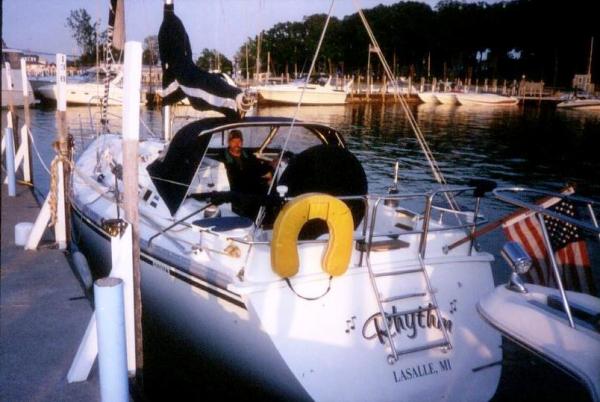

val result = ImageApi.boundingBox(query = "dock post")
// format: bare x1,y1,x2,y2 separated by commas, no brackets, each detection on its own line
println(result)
55,53,70,250
20,58,33,185
3,58,34,187
3,62,18,132
24,53,69,250
121,40,144,383
4,127,16,196
67,223,135,383
95,278,129,402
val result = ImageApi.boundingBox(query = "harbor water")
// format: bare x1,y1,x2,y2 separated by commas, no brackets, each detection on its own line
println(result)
7,101,599,401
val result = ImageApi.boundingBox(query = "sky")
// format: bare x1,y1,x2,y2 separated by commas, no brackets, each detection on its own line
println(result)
3,0,451,61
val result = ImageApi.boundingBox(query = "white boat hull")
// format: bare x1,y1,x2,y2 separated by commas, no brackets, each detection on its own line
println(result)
73,204,502,401
435,93,459,105
556,99,600,110
257,85,348,105
417,92,440,104
37,82,125,106
455,93,519,106
478,284,600,401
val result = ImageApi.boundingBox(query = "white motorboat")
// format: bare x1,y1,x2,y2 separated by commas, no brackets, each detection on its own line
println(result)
478,187,600,402
37,70,126,106
556,98,600,110
255,76,351,105
434,92,459,105
71,115,504,401
1,47,35,108
455,93,519,106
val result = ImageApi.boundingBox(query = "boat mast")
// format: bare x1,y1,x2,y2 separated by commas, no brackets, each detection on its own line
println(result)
101,0,124,131
256,31,262,83
163,0,173,141
588,36,594,78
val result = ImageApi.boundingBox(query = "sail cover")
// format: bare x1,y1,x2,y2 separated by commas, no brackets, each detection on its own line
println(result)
110,0,125,51
158,3,242,118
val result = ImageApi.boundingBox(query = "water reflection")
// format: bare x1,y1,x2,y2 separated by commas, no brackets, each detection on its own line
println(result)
6,101,599,202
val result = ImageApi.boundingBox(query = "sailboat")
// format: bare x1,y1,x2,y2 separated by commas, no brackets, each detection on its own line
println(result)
557,37,599,110
69,2,504,401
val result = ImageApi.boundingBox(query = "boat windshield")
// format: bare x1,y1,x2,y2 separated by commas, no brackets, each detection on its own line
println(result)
147,118,345,215
293,75,331,86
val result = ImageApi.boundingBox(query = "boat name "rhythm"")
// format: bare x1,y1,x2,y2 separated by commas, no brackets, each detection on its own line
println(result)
362,303,453,344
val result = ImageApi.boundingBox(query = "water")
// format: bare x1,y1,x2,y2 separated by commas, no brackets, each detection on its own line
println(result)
7,101,599,401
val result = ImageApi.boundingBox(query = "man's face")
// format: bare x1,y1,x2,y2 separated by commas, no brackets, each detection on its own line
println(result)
228,137,243,157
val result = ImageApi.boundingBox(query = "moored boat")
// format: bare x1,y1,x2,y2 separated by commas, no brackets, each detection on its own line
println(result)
37,70,127,106
556,98,600,110
255,76,351,105
455,92,519,106
435,92,459,105
478,187,600,402
417,91,441,104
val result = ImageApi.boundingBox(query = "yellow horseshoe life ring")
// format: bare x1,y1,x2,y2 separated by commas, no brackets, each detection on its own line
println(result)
271,193,354,278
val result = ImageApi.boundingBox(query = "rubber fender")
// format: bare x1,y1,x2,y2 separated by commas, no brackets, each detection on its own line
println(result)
271,193,354,278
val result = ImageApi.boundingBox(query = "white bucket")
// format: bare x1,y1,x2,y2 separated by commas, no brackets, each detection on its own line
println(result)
15,222,34,246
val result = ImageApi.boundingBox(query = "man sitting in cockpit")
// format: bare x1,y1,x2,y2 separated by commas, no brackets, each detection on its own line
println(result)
222,129,274,219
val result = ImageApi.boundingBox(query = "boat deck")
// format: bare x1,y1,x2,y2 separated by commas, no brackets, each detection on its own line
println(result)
0,183,101,402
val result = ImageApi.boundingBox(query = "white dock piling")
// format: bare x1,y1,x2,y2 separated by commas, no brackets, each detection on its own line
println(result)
67,223,134,383
5,127,16,196
20,58,33,184
95,277,129,402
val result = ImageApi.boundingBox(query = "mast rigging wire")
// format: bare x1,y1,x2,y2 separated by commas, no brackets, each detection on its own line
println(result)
353,0,459,211
254,0,336,228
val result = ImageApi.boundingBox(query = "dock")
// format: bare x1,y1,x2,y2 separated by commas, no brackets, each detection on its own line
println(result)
0,183,100,402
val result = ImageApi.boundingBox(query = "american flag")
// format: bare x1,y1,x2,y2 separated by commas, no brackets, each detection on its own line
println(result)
502,196,596,295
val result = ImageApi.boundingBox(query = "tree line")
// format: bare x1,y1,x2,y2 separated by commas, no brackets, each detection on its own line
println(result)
67,0,598,87
234,0,598,87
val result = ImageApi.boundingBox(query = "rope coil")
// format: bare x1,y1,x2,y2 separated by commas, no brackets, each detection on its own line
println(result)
48,141,73,227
